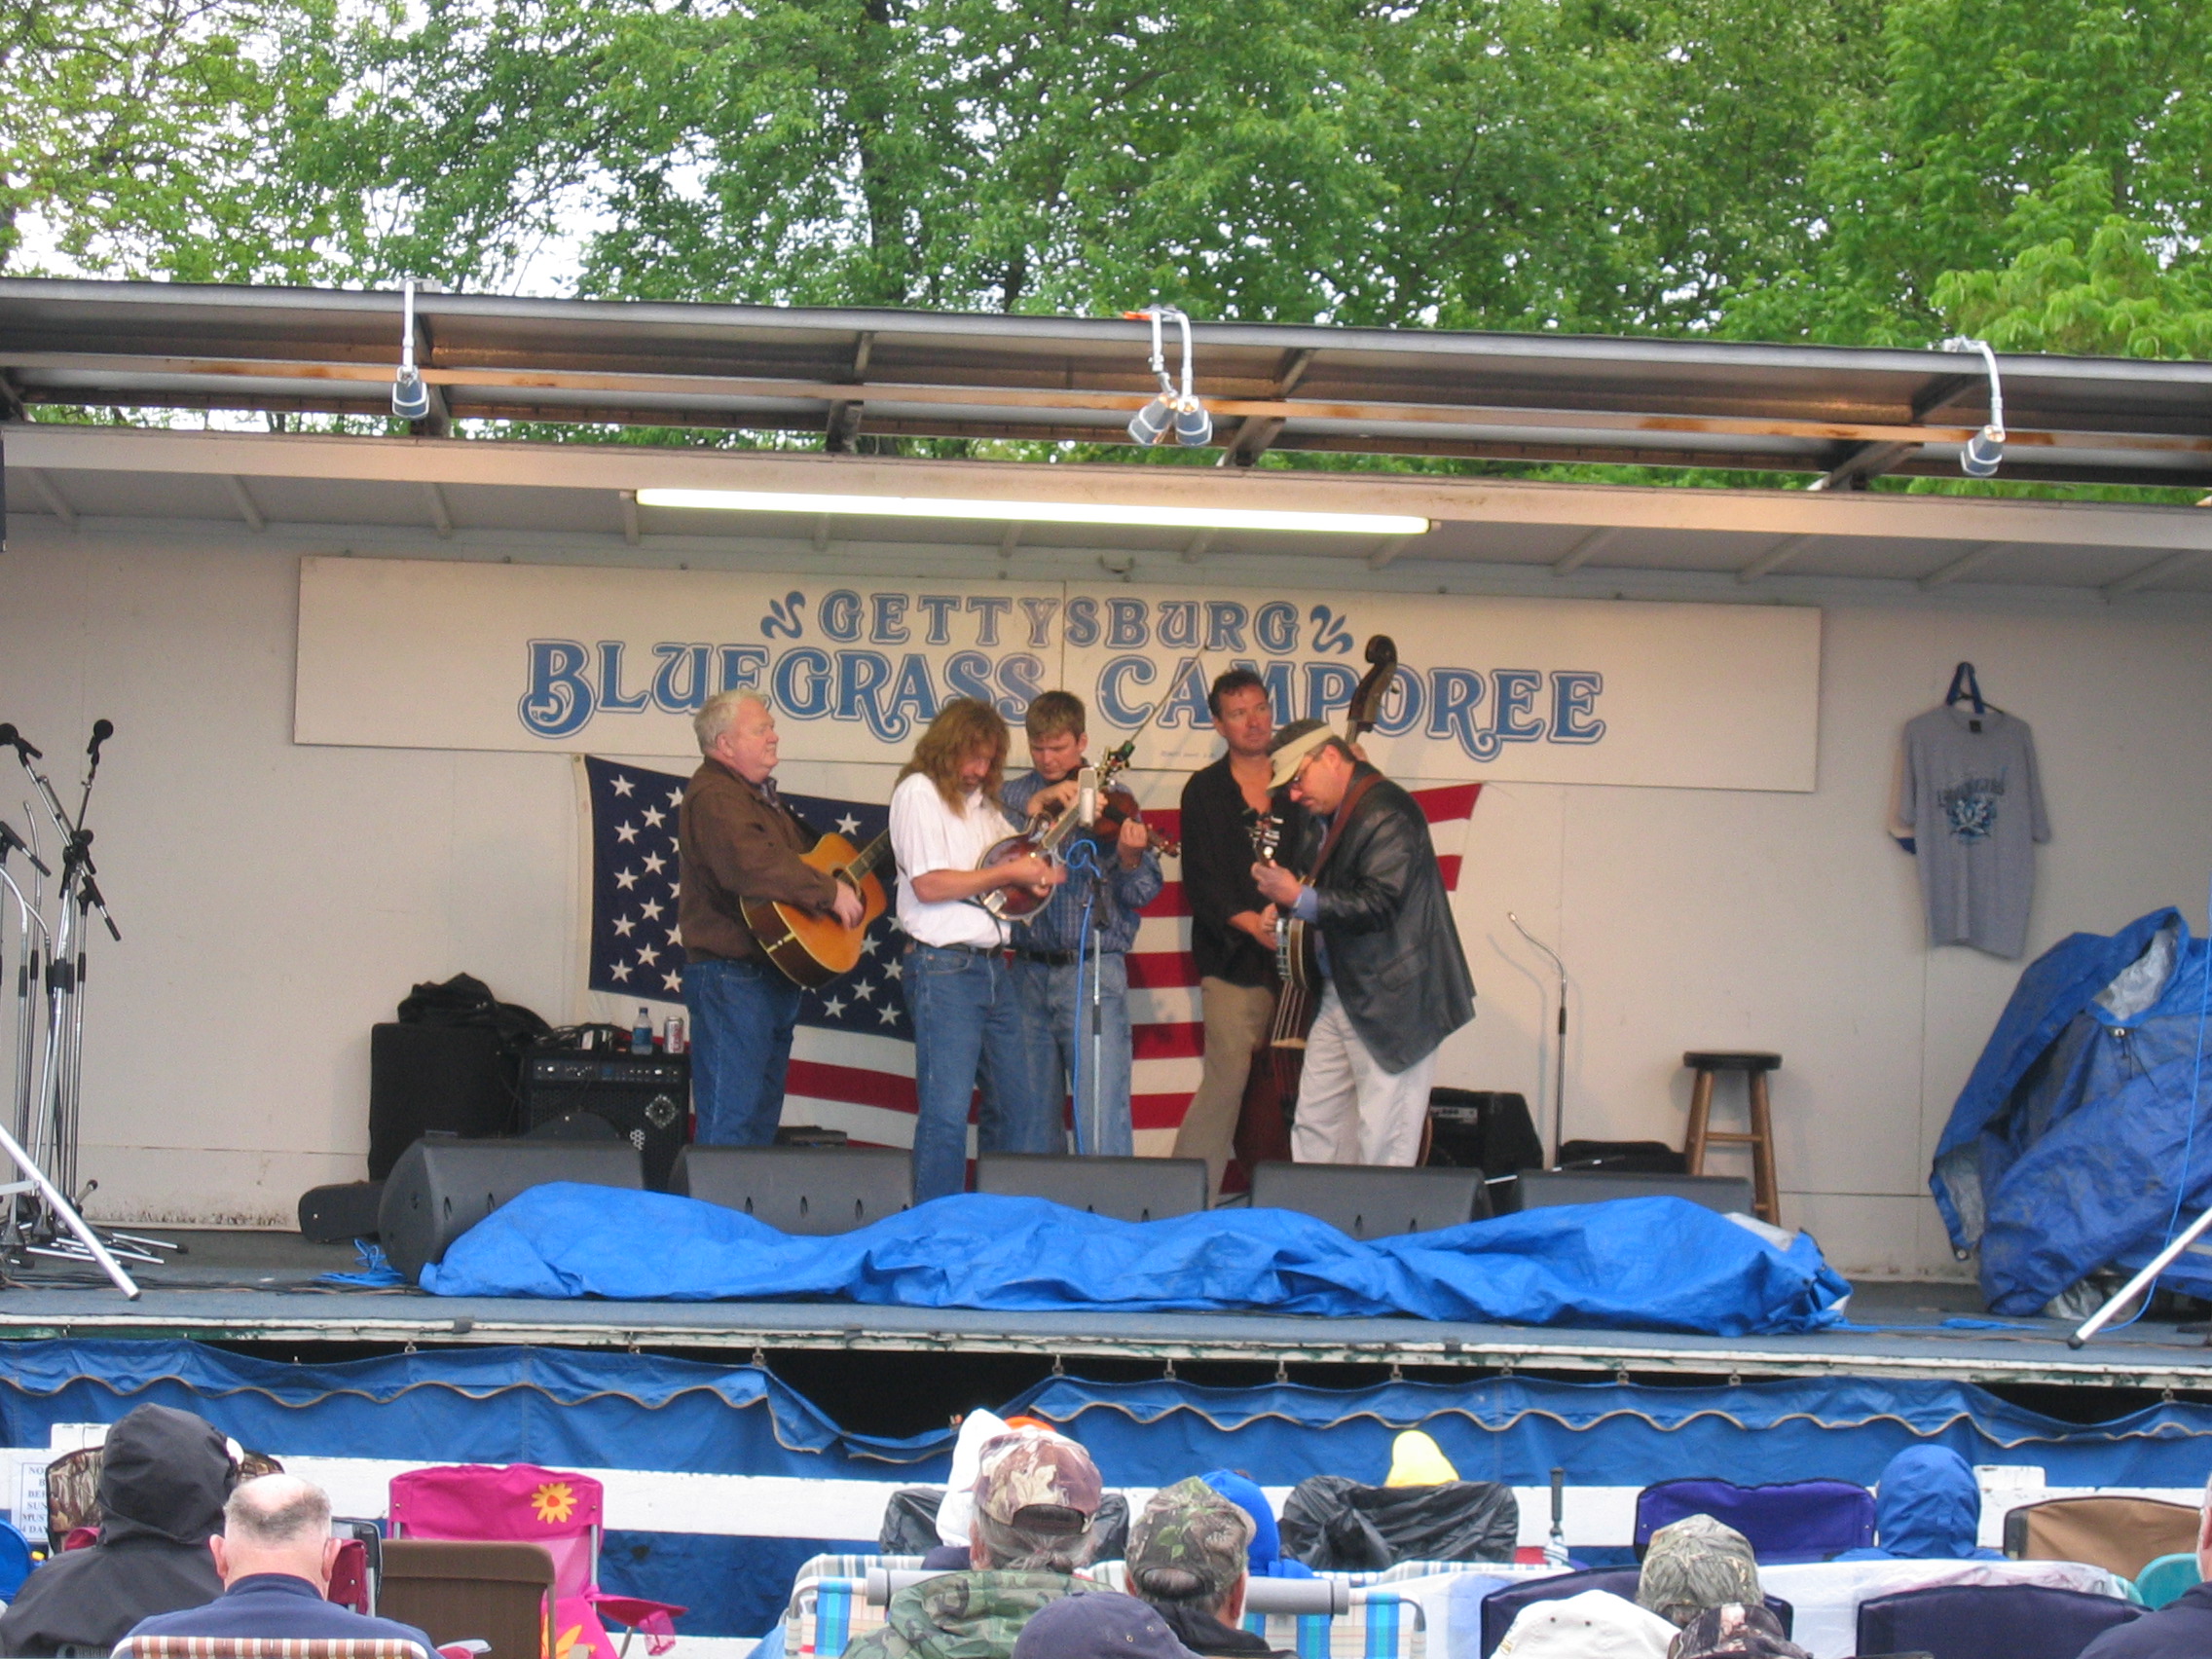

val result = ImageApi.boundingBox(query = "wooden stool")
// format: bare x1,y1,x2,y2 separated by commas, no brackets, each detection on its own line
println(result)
1681,1051,1782,1224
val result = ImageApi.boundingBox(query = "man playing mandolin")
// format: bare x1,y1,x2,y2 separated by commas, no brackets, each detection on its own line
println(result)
1002,691,1164,1159
679,691,866,1146
1249,720,1475,1166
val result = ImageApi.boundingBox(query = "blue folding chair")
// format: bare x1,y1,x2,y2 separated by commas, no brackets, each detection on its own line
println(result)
0,1518,29,1599
1634,1477,1874,1563
1857,1582,2143,1659
2135,1550,2201,1609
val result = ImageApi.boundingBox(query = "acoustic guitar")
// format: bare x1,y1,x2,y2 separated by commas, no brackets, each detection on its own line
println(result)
741,831,893,988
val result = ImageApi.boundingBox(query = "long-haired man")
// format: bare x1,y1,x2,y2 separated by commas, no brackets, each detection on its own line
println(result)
890,698,1065,1201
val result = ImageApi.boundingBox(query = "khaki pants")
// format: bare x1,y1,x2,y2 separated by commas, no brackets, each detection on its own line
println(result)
1172,977,1277,1195
1291,984,1437,1166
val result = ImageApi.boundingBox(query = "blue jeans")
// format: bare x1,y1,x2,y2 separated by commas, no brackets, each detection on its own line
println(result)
1011,953,1134,1158
682,956,802,1147
901,944,1058,1201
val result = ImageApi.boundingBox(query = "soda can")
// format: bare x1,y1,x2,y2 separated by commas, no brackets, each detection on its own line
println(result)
664,1015,687,1055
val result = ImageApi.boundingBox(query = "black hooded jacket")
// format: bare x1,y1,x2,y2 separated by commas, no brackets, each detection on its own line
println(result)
0,1404,236,1656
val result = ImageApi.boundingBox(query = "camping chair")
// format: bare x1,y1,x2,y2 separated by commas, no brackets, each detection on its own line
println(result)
388,1464,684,1659
0,1517,31,1599
2004,1494,2203,1580
1476,1567,1793,1659
1634,1477,1875,1563
1855,1581,2143,1659
2133,1550,2201,1608
116,1641,436,1659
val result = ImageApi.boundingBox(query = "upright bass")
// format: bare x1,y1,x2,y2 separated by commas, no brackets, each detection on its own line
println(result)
1232,636,1400,1170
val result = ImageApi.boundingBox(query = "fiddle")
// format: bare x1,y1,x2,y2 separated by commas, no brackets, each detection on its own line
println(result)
978,741,1177,919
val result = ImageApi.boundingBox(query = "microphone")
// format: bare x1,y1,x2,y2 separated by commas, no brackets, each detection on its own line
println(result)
0,818,49,875
0,723,40,759
1076,765,1099,831
87,719,113,764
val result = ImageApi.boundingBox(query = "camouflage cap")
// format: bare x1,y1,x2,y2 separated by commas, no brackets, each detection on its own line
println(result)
1127,1478,1255,1600
974,1433,1104,1533
1637,1515,1762,1628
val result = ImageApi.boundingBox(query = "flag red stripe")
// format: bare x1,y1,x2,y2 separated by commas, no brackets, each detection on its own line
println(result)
1126,950,1199,990
786,1058,917,1112
1134,1021,1206,1061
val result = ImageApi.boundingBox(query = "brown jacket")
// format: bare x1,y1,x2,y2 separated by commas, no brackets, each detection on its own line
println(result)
678,759,838,962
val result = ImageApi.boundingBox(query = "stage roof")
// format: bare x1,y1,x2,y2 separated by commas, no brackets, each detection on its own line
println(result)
2,276,2210,490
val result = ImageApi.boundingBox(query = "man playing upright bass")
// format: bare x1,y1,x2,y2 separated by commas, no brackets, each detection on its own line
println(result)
1250,719,1474,1165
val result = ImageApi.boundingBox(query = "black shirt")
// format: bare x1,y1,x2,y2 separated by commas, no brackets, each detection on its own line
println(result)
1178,756,1305,987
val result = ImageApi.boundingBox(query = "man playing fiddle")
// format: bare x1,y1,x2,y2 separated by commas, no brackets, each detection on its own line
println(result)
1002,691,1163,1157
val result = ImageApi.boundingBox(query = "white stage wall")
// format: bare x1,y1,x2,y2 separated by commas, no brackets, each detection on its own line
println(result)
3,523,2210,1277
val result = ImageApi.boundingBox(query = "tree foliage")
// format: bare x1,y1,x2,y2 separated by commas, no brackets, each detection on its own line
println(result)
3,0,2205,410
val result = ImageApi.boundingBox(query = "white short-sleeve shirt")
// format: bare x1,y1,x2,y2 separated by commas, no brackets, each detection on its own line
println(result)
889,772,1017,948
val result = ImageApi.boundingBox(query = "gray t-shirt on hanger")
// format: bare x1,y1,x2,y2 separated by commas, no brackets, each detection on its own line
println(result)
1899,705,2051,958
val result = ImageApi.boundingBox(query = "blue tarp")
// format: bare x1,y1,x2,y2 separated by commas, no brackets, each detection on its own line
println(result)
421,1189,1852,1337
1932,907,2212,1313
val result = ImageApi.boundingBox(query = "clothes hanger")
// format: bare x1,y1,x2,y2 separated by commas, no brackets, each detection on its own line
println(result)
1943,661,2004,729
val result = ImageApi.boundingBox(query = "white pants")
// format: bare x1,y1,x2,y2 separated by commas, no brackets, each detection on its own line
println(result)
1290,984,1437,1165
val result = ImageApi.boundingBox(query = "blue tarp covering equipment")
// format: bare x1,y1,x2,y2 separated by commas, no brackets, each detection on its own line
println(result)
421,1189,1852,1338
6,1343,2212,1639
1933,907,2212,1313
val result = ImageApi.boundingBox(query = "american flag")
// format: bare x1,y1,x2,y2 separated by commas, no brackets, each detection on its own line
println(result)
582,755,1479,1154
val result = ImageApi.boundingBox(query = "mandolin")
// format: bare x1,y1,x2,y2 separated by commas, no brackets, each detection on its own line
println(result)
977,739,1169,920
741,830,893,988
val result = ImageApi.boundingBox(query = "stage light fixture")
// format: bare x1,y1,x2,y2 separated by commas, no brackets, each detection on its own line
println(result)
1123,305,1212,447
1939,336,2005,477
633,488,1429,537
392,278,431,422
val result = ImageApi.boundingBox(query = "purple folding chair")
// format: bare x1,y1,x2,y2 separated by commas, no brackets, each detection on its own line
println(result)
1856,1582,2143,1659
1634,1477,1874,1564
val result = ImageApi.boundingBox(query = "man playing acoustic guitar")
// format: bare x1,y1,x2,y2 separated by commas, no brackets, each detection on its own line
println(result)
679,691,865,1146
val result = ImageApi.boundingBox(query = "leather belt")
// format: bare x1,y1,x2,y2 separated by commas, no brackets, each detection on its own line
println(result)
1012,948,1080,967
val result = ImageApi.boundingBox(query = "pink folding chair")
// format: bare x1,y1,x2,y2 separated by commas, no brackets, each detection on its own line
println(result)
389,1464,684,1659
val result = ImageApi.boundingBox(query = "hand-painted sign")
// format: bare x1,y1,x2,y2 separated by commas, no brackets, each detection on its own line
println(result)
295,557,1820,790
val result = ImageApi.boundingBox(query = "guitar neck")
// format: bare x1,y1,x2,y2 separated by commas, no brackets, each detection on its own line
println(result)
844,830,894,878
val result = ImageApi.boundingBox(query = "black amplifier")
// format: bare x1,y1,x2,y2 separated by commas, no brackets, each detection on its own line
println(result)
520,1051,690,1190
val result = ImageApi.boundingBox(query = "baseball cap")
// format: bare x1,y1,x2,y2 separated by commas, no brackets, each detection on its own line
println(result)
1127,1477,1254,1600
973,1433,1104,1535
1266,719,1335,792
1013,1594,1198,1659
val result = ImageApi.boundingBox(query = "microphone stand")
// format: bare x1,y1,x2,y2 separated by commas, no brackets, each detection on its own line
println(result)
1510,913,1569,1164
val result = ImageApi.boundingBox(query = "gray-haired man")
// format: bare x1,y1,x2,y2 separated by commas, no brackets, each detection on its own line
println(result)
679,691,864,1145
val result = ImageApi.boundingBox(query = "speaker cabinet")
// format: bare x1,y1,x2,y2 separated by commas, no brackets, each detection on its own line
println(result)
377,1137,644,1277
368,1023,517,1181
520,1051,690,1190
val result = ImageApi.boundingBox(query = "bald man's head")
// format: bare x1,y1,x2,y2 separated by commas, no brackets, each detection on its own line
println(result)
211,1474,337,1588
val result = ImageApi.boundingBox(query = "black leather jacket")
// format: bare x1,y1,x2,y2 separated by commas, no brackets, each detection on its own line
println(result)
1304,766,1475,1072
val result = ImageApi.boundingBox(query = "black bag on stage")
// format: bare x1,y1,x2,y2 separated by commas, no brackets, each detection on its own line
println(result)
367,976,554,1179
397,973,552,1047
1279,1475,1518,1568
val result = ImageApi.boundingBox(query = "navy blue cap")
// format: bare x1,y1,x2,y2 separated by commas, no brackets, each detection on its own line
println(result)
1012,1594,1198,1659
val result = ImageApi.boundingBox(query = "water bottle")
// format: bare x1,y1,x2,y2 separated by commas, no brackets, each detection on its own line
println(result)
631,1006,653,1054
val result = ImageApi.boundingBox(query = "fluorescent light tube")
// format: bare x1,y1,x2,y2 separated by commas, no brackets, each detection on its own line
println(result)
632,488,1428,537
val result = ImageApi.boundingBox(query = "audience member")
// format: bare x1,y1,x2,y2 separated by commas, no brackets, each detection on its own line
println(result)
929,1414,1067,1569
1125,1478,1285,1658
843,1436,1106,1659
1834,1445,2002,1561
1494,1589,1676,1658
127,1474,438,1649
1666,1604,1809,1659
1382,1432,1457,1488
1198,1472,1311,1580
0,1404,237,1656
1013,1594,1199,1659
2076,1474,2212,1658
1637,1516,1762,1629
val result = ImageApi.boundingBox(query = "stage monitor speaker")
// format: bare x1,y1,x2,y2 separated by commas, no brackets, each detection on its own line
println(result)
673,1145,913,1235
1514,1168,1753,1216
1426,1088,1545,1176
369,1023,518,1181
299,1180,387,1243
378,1137,645,1277
1248,1161,1489,1238
975,1153,1209,1223
520,1051,690,1190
